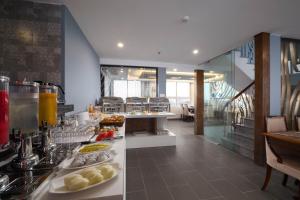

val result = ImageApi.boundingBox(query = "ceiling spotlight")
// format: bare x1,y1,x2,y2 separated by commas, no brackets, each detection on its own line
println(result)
193,49,199,55
117,42,124,48
181,16,190,23
173,68,177,72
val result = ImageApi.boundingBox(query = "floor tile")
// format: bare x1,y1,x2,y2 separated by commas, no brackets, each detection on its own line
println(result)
209,179,249,200
184,171,221,199
146,187,173,200
169,185,199,200
127,190,148,200
125,120,295,200
126,167,144,192
244,190,276,200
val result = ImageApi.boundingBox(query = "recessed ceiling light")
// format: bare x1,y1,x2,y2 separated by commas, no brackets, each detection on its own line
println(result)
193,49,199,55
173,68,177,72
117,42,124,48
181,16,190,23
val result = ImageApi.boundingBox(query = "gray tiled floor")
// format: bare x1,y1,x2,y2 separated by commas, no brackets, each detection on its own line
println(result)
126,120,298,200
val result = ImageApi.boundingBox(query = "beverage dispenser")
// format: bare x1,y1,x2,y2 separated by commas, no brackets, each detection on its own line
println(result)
0,76,9,149
10,81,39,168
9,82,39,134
39,84,58,127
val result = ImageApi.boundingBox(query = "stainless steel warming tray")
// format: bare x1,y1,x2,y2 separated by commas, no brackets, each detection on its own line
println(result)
148,97,170,112
125,97,148,112
100,97,124,113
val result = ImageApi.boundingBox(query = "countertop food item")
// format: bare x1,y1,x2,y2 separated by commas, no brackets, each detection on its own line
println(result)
96,164,115,179
96,129,115,141
69,152,109,168
64,165,116,191
64,174,89,191
79,143,110,154
64,174,82,186
100,115,124,127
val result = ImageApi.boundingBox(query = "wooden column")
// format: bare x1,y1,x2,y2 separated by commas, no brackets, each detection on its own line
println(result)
254,32,270,165
194,70,204,135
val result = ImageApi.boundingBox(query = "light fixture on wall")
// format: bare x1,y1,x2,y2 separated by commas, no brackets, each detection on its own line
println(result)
193,49,199,55
117,42,124,48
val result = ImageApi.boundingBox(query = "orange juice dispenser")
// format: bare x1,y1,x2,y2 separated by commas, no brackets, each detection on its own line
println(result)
39,85,58,127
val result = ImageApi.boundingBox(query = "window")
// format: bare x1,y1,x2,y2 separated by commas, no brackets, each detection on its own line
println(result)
166,80,194,105
113,80,127,100
101,66,157,100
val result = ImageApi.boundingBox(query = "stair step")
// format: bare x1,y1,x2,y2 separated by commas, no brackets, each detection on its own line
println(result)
242,118,254,127
221,137,254,160
234,124,254,133
234,124,253,129
232,131,254,140
226,132,254,147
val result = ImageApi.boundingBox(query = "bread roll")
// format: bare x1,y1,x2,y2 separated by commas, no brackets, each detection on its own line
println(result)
102,168,114,179
86,172,104,185
80,167,98,177
97,165,115,179
96,164,113,174
66,176,89,191
64,174,83,186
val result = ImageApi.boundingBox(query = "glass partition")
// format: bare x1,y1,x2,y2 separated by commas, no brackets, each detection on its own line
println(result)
100,66,157,100
202,39,255,159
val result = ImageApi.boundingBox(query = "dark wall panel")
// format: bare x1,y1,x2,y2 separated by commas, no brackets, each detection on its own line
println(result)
0,0,63,85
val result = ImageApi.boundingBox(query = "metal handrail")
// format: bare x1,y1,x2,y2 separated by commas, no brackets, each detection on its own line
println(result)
222,81,255,112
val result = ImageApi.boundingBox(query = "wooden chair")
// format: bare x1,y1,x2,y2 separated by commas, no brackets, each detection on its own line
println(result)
182,104,194,121
262,116,300,199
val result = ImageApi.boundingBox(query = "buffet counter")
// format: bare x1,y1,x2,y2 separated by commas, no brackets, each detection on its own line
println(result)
33,125,126,200
124,112,176,148
30,112,176,200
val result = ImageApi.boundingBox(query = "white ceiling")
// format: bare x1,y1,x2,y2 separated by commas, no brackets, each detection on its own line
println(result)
63,0,300,66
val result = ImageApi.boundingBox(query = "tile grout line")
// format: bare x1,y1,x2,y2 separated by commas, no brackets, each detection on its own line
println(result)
138,162,150,200
157,165,176,200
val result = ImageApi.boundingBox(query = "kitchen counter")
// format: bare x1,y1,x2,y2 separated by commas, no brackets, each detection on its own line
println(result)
32,125,126,200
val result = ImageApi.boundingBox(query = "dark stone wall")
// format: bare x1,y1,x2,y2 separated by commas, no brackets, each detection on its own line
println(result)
0,0,63,85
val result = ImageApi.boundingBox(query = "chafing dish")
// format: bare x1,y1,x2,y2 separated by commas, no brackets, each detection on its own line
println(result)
100,97,124,113
149,97,170,112
125,97,148,112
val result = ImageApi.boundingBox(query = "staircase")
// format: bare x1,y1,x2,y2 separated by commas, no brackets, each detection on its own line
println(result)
221,116,254,159
221,81,255,160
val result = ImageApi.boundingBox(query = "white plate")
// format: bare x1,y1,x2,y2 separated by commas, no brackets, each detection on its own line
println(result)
61,152,113,170
76,142,112,155
49,163,120,194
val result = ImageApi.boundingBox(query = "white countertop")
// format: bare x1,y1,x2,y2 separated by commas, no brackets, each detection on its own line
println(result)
33,125,126,200
124,112,175,119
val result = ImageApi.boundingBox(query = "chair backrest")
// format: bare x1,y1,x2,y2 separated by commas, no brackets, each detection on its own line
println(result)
182,104,189,115
266,116,287,133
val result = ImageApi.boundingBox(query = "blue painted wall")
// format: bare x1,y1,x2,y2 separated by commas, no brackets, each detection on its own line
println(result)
269,35,281,115
64,7,100,113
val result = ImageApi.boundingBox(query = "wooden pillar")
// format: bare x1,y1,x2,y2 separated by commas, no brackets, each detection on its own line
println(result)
254,32,270,165
194,70,204,135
